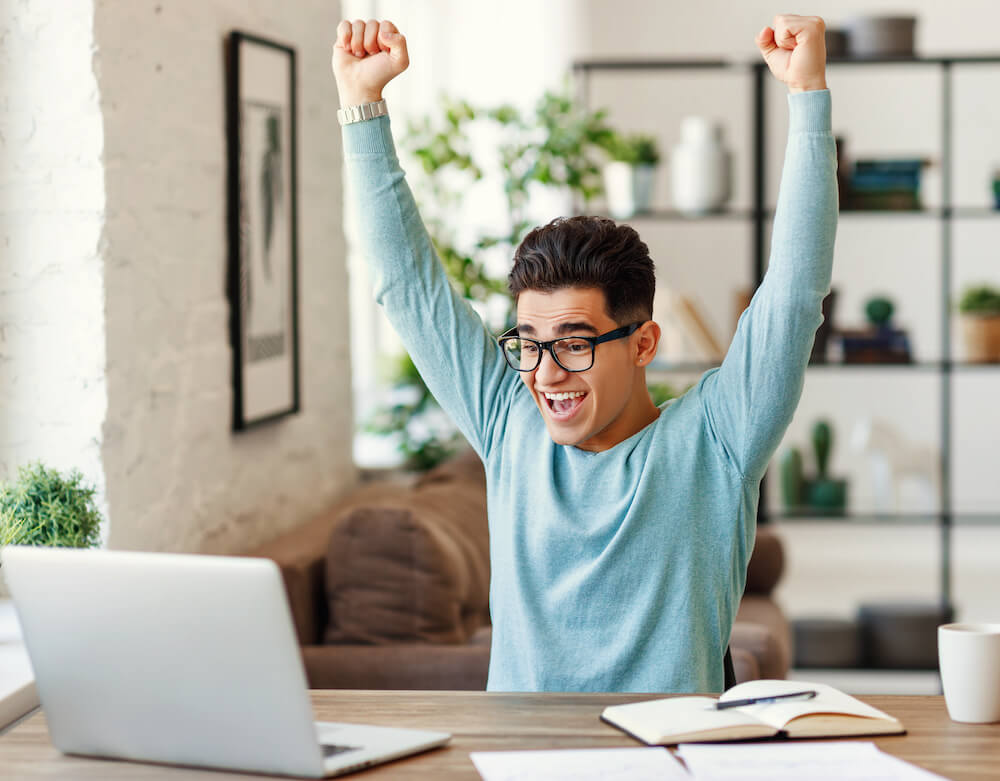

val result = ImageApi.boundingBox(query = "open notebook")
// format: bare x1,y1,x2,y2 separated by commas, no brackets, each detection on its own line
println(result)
601,680,905,745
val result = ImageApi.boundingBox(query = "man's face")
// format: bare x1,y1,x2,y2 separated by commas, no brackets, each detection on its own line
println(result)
514,286,653,452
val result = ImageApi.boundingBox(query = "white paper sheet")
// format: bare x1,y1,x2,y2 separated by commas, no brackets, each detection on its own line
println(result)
470,747,690,781
676,741,948,781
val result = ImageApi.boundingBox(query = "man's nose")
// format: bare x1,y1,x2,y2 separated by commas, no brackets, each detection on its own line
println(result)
533,347,568,384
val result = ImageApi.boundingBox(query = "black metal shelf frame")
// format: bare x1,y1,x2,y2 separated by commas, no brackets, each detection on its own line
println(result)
573,54,1000,614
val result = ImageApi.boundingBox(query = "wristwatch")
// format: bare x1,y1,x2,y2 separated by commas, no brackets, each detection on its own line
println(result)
337,99,388,126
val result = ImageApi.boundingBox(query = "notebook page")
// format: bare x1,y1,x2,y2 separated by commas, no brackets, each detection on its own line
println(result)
601,695,770,743
676,742,947,780
719,680,899,730
470,747,688,781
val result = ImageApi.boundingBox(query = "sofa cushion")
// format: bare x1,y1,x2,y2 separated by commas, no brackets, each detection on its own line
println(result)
324,453,490,646
744,526,784,596
734,595,792,679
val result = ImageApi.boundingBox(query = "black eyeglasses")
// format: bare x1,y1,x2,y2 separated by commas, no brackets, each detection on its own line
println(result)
497,322,644,373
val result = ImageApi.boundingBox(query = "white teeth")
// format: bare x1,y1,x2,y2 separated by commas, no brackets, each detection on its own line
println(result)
543,391,586,401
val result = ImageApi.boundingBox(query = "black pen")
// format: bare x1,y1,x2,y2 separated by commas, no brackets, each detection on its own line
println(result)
714,690,818,710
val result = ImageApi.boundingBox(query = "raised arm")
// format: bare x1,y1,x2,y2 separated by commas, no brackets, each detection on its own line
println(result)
700,14,837,481
332,20,514,459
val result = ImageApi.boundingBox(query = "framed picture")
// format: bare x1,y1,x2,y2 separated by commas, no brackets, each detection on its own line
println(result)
226,31,300,430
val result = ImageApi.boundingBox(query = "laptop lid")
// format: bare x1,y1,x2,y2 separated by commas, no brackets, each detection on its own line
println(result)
3,546,327,777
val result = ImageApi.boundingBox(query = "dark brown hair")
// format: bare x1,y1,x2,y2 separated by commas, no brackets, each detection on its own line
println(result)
508,216,655,324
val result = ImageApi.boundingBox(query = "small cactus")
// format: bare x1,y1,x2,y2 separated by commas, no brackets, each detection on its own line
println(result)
812,420,833,478
780,448,804,508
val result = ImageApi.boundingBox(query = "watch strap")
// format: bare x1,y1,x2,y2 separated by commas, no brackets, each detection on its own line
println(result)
337,99,388,126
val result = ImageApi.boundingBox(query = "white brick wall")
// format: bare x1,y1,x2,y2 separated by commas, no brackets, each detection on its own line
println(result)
0,0,108,510
1,0,356,553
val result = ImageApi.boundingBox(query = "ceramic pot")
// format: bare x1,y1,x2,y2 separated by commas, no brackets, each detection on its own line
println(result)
603,162,656,219
960,314,1000,363
670,117,730,215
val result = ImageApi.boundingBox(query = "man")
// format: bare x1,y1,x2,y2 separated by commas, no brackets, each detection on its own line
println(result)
332,15,836,692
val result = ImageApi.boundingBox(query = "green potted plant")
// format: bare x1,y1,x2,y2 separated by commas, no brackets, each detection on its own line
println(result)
0,463,103,596
600,131,661,218
957,284,1000,363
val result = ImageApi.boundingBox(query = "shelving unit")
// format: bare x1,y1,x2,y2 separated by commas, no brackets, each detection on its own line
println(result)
573,55,1000,618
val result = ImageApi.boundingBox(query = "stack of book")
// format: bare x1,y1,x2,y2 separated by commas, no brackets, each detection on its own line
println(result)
830,326,912,364
847,159,923,211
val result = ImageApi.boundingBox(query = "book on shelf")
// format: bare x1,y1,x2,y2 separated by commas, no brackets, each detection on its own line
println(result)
600,680,905,745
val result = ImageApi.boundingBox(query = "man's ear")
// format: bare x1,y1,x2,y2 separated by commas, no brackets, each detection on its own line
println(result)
635,320,661,366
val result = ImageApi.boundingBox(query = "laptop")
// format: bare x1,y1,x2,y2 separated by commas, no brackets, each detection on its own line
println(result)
2,545,450,777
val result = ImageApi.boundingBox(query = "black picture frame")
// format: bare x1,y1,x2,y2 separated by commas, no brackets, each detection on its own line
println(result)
226,31,300,430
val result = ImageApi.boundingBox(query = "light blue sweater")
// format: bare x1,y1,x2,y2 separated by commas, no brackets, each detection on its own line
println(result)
343,89,837,693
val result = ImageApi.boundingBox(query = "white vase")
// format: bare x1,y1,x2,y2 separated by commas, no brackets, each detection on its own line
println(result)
603,162,657,219
670,117,731,215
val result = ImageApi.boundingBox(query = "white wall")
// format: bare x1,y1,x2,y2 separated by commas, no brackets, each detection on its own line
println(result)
0,0,108,508
1,0,356,553
95,0,355,552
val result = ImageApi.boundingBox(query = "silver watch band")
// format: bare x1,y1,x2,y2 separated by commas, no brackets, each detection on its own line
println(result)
337,99,388,126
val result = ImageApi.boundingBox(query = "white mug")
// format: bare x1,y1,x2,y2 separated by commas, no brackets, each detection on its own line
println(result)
938,623,1000,723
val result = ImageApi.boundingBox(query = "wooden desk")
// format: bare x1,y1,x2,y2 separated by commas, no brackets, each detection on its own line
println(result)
1,691,997,779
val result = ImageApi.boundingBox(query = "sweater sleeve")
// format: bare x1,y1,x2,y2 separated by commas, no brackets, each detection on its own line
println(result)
698,89,838,482
342,116,516,460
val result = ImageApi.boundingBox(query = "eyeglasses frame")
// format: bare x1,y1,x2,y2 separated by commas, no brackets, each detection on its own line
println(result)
497,322,645,373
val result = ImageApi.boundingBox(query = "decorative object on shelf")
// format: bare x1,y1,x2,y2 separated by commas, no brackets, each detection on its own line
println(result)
810,289,839,363
992,167,1000,210
850,419,939,514
805,420,848,514
830,294,912,364
652,287,724,366
227,32,300,430
858,602,953,670
0,463,104,597
669,116,731,216
779,447,805,510
845,15,917,59
864,296,894,327
957,284,1000,363
779,420,848,515
846,158,925,210
600,132,660,219
825,28,848,59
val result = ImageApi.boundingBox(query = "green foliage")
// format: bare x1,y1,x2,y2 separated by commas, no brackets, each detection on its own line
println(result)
404,87,615,275
363,353,463,471
367,86,616,469
864,296,895,327
647,382,679,407
601,131,661,166
0,463,103,549
958,285,1000,315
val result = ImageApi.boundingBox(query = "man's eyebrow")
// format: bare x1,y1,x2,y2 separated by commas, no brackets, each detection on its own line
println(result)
555,321,599,335
517,322,599,336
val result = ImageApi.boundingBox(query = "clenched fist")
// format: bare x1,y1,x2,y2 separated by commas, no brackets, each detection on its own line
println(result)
332,19,409,107
757,15,827,93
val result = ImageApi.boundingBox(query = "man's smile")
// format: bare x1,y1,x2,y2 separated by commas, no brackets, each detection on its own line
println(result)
541,390,588,420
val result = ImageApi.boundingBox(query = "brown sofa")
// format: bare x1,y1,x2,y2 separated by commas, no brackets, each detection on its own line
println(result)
247,449,791,690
